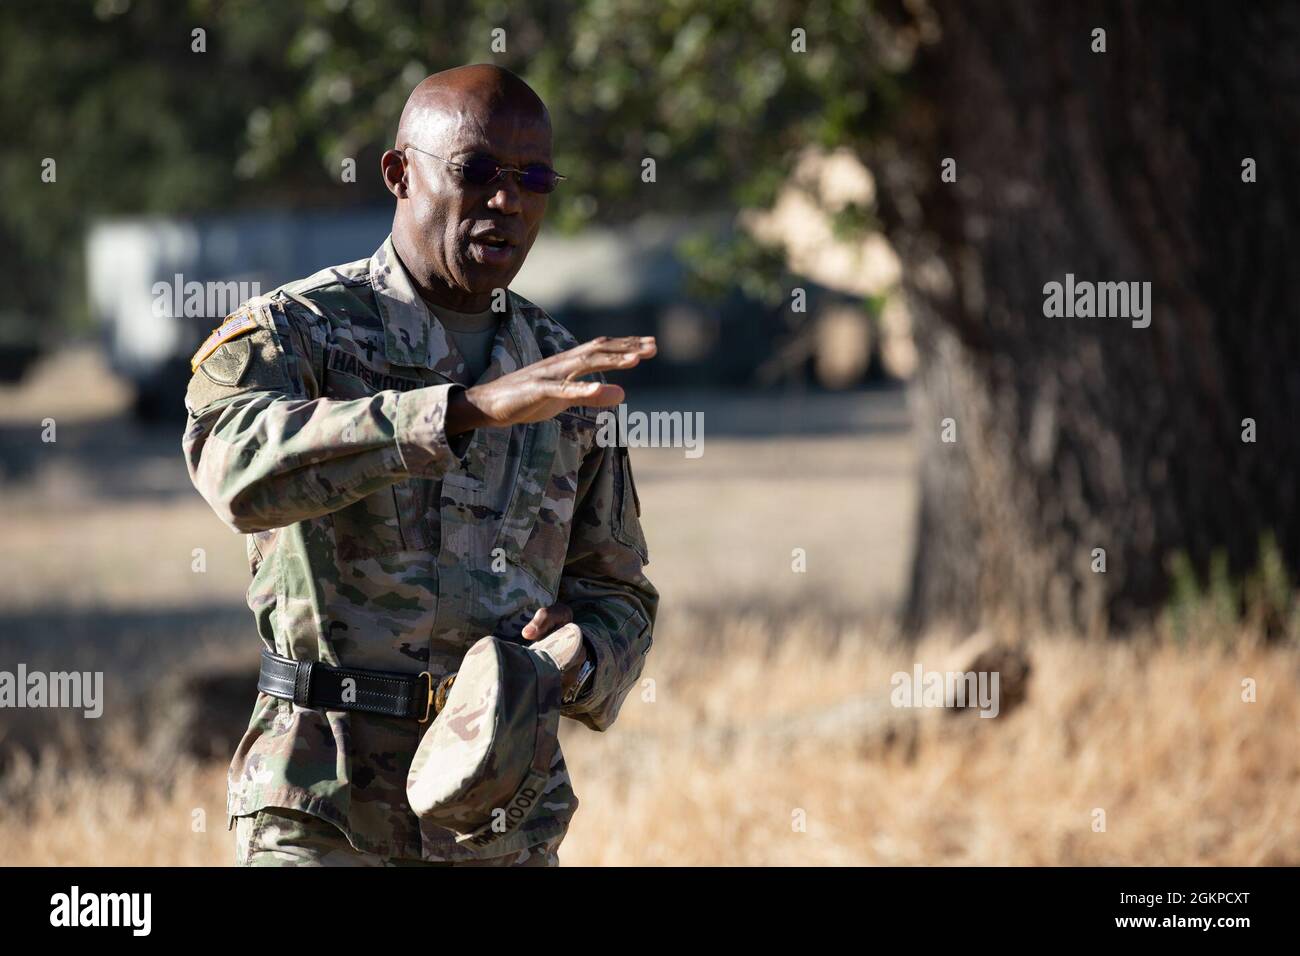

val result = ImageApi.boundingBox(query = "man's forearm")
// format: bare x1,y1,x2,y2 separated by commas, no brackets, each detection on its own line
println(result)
185,384,468,533
560,585,657,731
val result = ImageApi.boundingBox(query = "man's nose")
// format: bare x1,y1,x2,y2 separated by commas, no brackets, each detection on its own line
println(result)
486,174,522,214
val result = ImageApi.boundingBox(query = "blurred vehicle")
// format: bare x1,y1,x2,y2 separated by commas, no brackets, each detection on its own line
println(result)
86,208,393,421
87,209,875,421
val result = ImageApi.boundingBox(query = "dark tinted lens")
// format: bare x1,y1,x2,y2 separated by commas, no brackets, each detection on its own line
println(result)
458,155,502,186
519,165,561,194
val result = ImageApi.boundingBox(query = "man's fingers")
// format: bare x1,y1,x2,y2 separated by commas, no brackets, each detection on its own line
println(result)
546,603,574,632
577,335,655,353
564,355,645,382
558,350,652,382
550,381,624,406
482,335,650,425
522,602,574,640
587,335,657,354
522,609,545,640
557,336,656,379
583,383,625,407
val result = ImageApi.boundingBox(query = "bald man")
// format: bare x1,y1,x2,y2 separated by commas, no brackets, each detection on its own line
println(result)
182,65,658,866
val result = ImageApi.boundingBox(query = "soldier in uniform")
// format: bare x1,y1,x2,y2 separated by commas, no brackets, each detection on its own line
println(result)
182,64,658,866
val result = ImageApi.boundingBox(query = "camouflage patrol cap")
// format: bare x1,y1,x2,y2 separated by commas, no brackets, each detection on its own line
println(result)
406,626,583,849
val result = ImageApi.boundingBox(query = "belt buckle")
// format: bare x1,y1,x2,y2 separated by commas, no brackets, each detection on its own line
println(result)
418,671,435,723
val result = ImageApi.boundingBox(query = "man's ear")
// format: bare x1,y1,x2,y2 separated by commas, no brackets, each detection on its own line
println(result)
380,149,408,199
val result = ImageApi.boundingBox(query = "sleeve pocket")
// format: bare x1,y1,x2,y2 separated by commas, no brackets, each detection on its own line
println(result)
611,446,649,564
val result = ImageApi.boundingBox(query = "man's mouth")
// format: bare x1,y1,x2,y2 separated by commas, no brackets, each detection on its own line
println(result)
467,231,517,266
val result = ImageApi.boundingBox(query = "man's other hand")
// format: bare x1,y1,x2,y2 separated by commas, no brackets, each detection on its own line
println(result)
522,602,573,641
446,336,656,434
521,603,588,701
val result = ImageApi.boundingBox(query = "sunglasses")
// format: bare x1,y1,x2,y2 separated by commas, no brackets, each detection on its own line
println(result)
402,145,566,194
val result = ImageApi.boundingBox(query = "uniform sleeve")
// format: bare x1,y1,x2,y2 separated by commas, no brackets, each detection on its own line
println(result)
182,300,469,534
557,440,659,732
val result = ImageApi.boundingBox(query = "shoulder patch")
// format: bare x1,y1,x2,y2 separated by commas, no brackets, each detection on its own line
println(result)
200,336,252,385
191,311,259,372
184,305,292,415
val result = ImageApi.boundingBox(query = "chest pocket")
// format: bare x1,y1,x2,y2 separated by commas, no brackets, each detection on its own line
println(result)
319,339,436,561
330,479,433,561
495,412,595,598
320,386,434,562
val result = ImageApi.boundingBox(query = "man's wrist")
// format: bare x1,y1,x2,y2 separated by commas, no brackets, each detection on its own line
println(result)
394,384,472,475
568,636,598,705
445,385,491,436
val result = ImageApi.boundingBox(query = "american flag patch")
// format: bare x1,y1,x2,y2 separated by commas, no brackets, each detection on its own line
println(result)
190,310,258,372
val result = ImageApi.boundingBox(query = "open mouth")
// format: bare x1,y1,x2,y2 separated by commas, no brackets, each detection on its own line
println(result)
469,230,515,248
467,232,516,266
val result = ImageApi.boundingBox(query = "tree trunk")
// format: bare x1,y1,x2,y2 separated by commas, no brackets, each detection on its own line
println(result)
874,1,1300,635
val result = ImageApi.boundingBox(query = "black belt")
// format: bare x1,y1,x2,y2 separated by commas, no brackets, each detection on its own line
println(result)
257,649,444,722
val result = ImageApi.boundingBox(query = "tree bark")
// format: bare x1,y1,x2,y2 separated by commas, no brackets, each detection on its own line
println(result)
874,1,1300,635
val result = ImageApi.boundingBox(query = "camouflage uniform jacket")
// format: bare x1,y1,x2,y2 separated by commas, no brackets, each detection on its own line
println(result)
182,236,657,861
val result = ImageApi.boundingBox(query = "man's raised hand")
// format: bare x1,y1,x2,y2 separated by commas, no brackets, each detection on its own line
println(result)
446,335,656,434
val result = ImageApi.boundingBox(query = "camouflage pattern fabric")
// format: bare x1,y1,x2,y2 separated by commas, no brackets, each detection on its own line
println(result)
406,632,573,846
235,807,561,867
183,236,657,863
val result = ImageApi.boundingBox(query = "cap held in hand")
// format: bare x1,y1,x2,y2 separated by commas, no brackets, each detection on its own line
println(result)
406,625,585,850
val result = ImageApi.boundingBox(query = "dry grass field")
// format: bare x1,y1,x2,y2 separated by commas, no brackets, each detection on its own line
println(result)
1,350,1296,866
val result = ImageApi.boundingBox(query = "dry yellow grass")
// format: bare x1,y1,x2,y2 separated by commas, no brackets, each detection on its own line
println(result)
2,614,1295,866
562,618,1300,866
1,757,233,866
1,349,1296,865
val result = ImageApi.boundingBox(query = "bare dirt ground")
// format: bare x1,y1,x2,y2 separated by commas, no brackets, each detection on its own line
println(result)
1,349,1296,865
